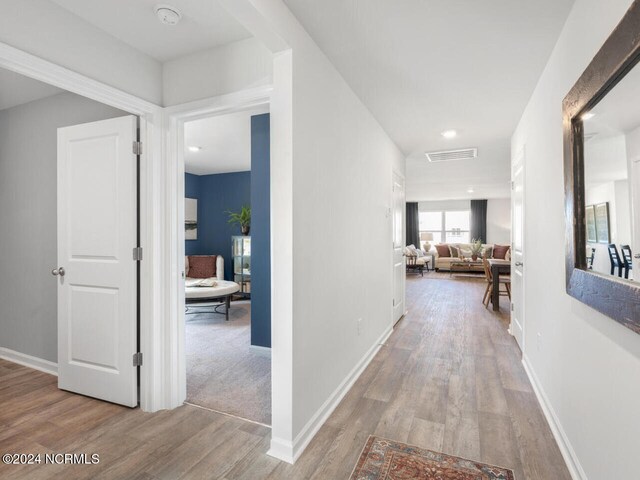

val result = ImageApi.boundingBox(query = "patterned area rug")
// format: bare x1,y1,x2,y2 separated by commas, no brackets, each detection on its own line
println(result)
350,436,515,480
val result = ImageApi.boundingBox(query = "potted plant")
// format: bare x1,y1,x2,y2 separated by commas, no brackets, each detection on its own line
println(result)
226,205,251,235
470,238,483,261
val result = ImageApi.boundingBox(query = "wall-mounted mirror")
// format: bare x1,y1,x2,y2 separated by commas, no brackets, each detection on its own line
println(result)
583,62,640,280
563,1,640,333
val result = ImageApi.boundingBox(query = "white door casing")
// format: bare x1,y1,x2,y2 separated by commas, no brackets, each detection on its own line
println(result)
392,172,406,322
630,153,640,275
57,115,139,407
510,147,525,350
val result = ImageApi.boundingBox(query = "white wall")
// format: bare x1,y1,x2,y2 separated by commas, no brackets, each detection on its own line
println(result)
512,0,640,478
162,37,273,106
0,0,162,105
418,199,470,212
486,198,511,244
0,92,128,362
222,0,405,461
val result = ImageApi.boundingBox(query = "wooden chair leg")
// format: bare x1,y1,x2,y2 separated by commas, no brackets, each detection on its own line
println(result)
483,285,492,307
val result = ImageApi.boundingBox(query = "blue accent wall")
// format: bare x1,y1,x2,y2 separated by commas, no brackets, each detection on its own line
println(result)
185,171,251,281
184,113,270,348
250,113,271,348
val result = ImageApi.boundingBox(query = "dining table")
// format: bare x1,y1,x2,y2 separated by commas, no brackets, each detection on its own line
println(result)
487,259,511,311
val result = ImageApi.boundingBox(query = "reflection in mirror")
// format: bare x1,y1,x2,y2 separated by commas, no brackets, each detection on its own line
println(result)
582,60,640,281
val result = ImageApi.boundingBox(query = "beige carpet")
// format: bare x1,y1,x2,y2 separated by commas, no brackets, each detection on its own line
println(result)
185,301,271,425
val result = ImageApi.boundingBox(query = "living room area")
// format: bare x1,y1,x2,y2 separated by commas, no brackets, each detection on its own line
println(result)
405,197,513,311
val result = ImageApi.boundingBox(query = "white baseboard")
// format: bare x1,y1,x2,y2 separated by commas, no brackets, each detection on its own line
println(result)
0,347,58,376
267,437,294,464
522,355,587,480
268,324,393,464
250,345,272,357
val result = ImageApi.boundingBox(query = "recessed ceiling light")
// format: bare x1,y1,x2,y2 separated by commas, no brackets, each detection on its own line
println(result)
582,112,595,121
441,130,457,139
467,188,474,193
155,4,182,25
188,146,202,152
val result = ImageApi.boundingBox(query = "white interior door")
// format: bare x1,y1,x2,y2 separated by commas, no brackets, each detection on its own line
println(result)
57,115,139,407
510,148,525,350
392,172,406,322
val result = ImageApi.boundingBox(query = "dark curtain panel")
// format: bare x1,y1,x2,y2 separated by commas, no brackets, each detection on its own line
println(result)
406,202,420,247
470,199,488,243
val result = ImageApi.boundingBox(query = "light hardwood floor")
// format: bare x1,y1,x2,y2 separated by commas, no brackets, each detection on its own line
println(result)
0,274,572,479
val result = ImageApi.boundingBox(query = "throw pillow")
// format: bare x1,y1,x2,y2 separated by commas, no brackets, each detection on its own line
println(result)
493,245,510,260
435,244,451,257
459,247,472,258
188,255,217,278
405,245,419,257
449,245,459,258
483,246,494,259
505,249,512,261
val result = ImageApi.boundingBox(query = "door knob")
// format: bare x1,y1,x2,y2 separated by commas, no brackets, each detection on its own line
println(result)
634,254,640,259
515,262,523,267
51,267,65,277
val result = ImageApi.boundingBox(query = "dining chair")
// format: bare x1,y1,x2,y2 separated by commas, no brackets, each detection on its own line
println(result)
587,247,595,270
620,244,633,279
607,244,623,277
482,258,511,308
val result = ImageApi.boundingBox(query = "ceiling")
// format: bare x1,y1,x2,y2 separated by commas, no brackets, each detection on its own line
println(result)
50,0,252,61
184,106,270,176
583,62,640,187
0,68,64,111
283,0,576,200
585,60,640,138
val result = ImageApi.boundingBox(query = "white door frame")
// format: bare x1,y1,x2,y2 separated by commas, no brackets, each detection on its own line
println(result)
0,40,295,457
0,41,166,412
162,86,273,408
510,146,526,351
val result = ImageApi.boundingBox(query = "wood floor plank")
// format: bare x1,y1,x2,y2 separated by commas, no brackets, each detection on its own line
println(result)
476,354,510,415
0,272,572,480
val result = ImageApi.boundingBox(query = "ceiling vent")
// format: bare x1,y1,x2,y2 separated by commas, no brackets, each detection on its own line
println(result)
425,148,478,162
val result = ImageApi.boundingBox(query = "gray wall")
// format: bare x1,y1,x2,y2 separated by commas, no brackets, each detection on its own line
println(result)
0,92,127,362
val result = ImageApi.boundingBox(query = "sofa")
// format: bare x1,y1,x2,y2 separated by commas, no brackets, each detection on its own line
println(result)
432,243,511,271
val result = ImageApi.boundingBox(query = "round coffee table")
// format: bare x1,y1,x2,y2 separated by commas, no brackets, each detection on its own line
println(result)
185,280,240,321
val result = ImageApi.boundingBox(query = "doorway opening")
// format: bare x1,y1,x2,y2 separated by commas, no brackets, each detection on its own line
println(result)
178,102,272,425
0,65,143,407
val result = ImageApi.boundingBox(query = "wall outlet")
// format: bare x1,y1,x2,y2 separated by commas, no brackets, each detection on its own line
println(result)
537,332,542,352
357,318,362,336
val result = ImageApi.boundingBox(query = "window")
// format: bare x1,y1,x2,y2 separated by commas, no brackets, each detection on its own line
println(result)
419,211,443,243
419,210,471,245
445,210,470,243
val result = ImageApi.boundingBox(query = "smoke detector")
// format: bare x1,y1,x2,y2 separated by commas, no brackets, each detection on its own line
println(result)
155,4,182,25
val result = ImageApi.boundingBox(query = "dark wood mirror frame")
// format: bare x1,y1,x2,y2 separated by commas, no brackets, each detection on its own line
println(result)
563,1,640,334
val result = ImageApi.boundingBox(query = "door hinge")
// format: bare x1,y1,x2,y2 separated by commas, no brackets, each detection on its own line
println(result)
132,352,143,367
511,303,514,312
132,141,143,155
511,180,514,190
133,247,143,261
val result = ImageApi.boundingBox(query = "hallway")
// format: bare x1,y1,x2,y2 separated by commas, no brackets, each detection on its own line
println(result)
0,275,571,479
